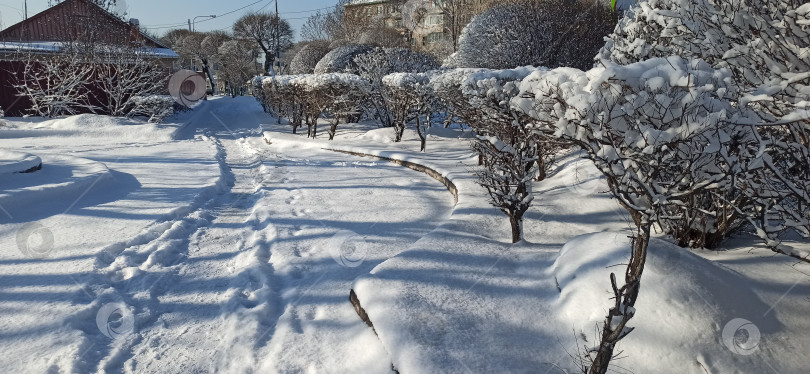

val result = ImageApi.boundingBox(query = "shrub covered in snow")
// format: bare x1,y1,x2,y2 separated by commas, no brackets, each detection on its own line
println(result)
263,74,310,134
601,0,810,124
445,0,616,70
456,67,555,242
127,95,176,123
289,41,332,75
430,68,488,131
313,44,374,74
598,0,810,248
292,73,370,140
264,73,370,139
251,76,270,113
381,71,443,150
511,56,810,373
354,47,438,131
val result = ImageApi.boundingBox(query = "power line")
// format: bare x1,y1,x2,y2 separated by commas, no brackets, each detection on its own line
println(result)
142,0,267,30
142,0,335,30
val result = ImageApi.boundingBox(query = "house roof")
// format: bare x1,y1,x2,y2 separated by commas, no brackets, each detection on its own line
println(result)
345,0,390,7
0,0,171,50
0,41,179,59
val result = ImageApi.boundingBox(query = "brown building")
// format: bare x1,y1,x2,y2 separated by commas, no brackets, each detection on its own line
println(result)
0,0,178,115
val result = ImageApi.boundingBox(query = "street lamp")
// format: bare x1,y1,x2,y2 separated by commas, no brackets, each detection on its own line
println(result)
192,15,216,32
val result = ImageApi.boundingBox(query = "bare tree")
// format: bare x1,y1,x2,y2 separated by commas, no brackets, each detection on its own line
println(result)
233,12,294,75
301,0,352,43
13,50,97,117
94,46,169,116
178,32,217,95
218,39,261,97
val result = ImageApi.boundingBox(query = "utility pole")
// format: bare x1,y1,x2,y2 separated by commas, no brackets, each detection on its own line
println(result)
274,0,279,75
188,19,192,31
24,0,28,20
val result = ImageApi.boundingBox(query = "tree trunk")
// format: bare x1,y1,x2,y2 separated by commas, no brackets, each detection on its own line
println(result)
509,214,522,243
201,59,216,96
329,120,338,140
416,116,426,152
535,158,546,181
588,223,650,374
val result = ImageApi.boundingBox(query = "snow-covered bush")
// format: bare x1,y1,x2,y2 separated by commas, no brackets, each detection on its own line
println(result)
291,73,370,140
14,45,169,118
313,44,374,74
265,73,370,139
512,56,810,373
430,68,488,131
458,67,551,242
251,76,270,113
289,40,332,74
598,0,810,248
354,47,438,131
446,0,616,70
263,74,309,134
127,95,176,123
381,71,443,150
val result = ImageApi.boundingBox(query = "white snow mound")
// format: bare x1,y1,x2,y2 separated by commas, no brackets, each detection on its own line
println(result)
0,149,42,174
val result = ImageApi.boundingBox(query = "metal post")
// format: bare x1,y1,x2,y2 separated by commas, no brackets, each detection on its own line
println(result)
274,0,279,75
188,19,192,31
192,15,216,32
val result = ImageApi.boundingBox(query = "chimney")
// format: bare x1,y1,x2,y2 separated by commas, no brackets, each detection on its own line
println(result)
129,18,140,27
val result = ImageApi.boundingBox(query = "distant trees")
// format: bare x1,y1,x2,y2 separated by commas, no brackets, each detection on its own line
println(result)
234,12,294,75
218,40,261,96
300,0,351,43
446,0,615,70
173,32,218,94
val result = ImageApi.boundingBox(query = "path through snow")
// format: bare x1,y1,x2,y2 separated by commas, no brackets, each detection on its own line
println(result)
0,97,453,373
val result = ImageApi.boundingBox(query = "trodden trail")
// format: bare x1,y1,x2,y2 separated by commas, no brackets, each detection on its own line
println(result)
77,97,453,373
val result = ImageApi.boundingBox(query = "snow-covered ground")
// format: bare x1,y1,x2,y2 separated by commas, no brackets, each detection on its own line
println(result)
1,96,808,373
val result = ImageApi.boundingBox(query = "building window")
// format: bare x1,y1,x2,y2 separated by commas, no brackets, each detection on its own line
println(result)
424,14,443,26
426,32,444,43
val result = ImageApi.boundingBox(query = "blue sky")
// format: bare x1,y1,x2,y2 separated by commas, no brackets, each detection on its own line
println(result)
0,0,337,40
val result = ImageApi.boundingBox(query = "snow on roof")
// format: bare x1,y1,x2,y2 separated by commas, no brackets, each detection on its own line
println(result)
346,0,389,6
0,41,179,59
